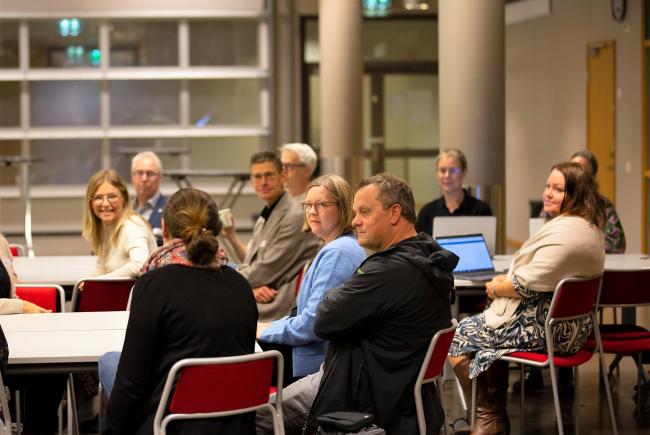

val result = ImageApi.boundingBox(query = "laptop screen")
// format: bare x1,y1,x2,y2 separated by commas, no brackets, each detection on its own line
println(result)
436,234,494,273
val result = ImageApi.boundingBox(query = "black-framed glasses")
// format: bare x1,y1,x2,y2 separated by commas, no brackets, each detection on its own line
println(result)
250,171,279,182
132,170,160,178
282,163,307,171
92,193,121,205
300,201,338,212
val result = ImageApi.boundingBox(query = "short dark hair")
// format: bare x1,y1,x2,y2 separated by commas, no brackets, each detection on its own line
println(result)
358,173,416,224
570,150,598,177
250,151,282,173
163,188,222,266
552,161,605,228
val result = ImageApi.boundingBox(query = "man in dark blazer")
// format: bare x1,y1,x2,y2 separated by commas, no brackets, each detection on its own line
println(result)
131,151,166,245
222,151,320,322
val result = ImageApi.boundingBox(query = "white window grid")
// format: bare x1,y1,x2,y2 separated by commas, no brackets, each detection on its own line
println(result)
0,6,274,171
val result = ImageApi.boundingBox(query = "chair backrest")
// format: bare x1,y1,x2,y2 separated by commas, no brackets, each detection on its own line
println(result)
547,275,602,322
433,216,497,256
414,320,458,435
599,269,650,307
15,284,66,313
153,351,284,435
528,217,545,237
71,278,136,312
295,261,311,298
8,244,25,257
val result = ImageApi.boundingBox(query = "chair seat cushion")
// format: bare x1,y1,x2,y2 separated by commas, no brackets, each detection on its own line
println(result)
586,336,650,353
599,324,650,339
504,348,593,368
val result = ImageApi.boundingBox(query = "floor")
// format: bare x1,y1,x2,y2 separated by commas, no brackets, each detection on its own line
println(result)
440,356,650,434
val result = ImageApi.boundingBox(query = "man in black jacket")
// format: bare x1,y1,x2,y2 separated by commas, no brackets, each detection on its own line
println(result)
257,173,457,435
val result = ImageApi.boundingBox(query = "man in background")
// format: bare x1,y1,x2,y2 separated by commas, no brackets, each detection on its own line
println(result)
131,151,165,245
279,143,318,202
222,151,320,322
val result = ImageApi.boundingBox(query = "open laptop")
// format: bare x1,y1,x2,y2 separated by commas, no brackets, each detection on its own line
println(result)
436,234,502,282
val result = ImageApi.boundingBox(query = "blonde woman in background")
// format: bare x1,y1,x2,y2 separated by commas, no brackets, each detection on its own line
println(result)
83,169,156,277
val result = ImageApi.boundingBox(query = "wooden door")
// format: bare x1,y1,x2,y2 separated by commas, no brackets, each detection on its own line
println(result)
587,40,616,201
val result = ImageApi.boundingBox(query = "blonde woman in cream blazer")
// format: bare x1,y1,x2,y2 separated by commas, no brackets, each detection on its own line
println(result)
448,162,606,435
82,169,156,278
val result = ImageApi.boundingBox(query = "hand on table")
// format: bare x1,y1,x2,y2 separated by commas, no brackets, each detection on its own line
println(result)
253,286,278,303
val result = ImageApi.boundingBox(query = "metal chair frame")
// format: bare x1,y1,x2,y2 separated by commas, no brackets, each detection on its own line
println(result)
414,320,458,435
153,351,285,435
469,276,618,435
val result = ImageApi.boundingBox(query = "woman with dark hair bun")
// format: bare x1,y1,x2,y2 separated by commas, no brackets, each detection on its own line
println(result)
102,188,257,435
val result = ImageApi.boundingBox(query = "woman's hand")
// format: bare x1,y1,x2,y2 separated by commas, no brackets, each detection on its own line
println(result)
485,275,505,300
256,322,270,339
22,300,51,314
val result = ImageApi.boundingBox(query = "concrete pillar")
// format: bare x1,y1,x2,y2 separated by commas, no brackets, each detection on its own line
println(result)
318,0,364,186
439,0,505,250
439,0,505,186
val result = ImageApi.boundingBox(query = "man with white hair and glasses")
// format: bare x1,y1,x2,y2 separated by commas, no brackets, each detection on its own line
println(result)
279,143,318,202
131,151,165,245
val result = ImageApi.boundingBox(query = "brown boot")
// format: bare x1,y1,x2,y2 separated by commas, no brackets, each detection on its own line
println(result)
472,361,510,435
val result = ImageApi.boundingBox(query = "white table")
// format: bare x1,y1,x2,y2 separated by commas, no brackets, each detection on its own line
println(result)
12,255,96,286
0,311,128,374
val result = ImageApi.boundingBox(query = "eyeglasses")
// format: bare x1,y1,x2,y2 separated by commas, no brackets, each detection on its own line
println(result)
300,201,338,212
436,167,462,176
132,170,160,178
250,171,279,182
282,163,307,171
92,193,121,205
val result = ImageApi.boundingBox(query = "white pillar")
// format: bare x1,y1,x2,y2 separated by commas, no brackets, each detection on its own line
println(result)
318,0,364,186
439,0,505,186
439,0,505,251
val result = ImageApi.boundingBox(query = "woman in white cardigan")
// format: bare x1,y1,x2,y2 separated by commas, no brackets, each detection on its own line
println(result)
448,161,606,435
82,169,156,278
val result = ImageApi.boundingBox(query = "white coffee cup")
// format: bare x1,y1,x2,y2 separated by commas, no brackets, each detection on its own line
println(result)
219,208,233,229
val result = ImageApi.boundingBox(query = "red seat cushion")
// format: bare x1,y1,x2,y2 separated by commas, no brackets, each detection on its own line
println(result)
587,336,650,354
505,348,594,368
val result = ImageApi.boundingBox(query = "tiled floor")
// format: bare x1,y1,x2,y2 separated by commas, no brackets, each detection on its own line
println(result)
441,356,650,434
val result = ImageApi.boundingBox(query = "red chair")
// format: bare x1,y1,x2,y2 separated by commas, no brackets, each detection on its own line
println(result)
153,351,285,435
414,320,457,435
71,278,135,312
13,284,67,432
294,261,311,297
471,276,618,435
15,284,65,313
8,244,24,257
585,269,650,417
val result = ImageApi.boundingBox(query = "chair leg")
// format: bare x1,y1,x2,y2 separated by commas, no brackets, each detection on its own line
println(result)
548,365,564,435
436,377,449,435
14,389,22,435
574,367,580,435
518,365,524,435
598,349,618,435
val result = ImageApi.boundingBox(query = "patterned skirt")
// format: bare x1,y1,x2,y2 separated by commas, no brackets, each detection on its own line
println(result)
449,281,593,379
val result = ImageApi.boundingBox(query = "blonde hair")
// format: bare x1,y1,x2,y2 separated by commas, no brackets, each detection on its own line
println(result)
302,174,355,239
82,169,142,254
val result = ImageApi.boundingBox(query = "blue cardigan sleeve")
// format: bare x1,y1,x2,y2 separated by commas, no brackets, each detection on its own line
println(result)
259,241,364,346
